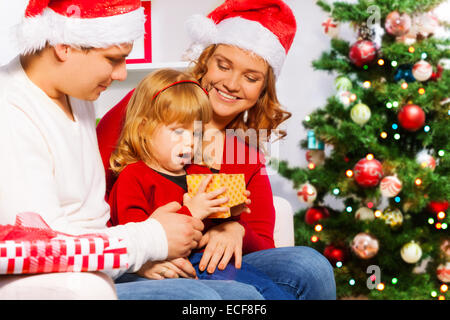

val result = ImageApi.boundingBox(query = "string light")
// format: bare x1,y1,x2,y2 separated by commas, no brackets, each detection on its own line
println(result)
377,59,385,66
401,82,408,89
377,283,385,291
346,170,354,177
441,284,448,293
314,224,323,232
392,123,398,130
437,211,446,220
310,235,319,243
421,52,428,59
394,196,401,203
436,222,442,229
424,125,430,132
374,210,382,218
438,150,445,157
392,101,399,108
332,188,340,195
428,218,435,224
380,131,388,139
349,279,356,286
431,291,438,298
394,133,401,140
415,178,422,186
408,46,415,53
391,60,398,67
418,88,425,95
391,278,398,285
336,261,343,268
305,116,311,122
350,93,357,102
367,202,374,209
363,81,371,88
346,206,353,213
442,223,448,230
438,295,446,300
366,154,374,160
308,162,316,170
386,102,393,109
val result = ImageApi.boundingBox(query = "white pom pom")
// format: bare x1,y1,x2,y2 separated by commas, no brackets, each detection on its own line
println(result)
185,14,217,44
181,43,206,62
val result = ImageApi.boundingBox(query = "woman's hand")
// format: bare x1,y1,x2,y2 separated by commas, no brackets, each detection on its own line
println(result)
197,221,245,274
137,257,197,280
230,190,251,216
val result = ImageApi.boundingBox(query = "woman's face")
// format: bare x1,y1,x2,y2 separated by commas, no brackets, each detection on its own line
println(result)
201,45,268,126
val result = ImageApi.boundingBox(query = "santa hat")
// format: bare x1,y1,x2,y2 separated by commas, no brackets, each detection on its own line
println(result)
184,0,297,78
15,0,145,55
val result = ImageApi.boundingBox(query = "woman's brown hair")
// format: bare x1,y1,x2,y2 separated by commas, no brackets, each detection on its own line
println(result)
189,44,292,146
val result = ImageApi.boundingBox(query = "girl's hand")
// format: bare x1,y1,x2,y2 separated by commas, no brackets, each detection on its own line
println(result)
197,221,245,274
137,258,197,280
184,175,230,220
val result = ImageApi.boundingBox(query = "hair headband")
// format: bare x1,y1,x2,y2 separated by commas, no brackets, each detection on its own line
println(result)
152,80,209,101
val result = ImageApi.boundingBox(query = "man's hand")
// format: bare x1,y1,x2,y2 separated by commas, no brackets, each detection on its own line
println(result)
151,201,204,259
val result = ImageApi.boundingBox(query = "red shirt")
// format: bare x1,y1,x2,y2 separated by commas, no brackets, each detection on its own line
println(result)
97,90,275,254
108,161,192,226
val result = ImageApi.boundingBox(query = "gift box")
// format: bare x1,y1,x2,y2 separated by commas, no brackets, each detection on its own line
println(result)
0,212,128,275
186,174,247,218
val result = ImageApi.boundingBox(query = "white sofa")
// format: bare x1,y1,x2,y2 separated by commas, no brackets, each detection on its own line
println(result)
273,196,295,248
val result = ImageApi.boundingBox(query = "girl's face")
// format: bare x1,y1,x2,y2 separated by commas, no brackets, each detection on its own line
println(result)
146,122,194,175
201,45,268,126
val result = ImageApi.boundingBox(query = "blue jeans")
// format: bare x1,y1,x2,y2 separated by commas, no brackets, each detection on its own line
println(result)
115,246,335,300
115,275,263,300
189,252,294,300
243,246,336,300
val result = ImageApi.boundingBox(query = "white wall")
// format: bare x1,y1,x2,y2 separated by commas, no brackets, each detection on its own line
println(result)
1,1,448,214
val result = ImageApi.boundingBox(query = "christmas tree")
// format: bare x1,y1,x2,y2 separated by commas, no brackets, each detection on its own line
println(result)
275,0,449,299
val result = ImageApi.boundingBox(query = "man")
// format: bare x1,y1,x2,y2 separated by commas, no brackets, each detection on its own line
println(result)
0,0,261,300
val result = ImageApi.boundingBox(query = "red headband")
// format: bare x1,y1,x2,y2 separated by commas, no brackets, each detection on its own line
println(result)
152,80,209,101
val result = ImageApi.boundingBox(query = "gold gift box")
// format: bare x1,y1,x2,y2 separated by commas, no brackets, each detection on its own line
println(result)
186,174,247,218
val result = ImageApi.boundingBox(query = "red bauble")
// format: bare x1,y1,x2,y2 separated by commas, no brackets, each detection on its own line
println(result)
305,207,330,225
397,104,426,131
427,201,449,213
353,158,383,187
323,244,347,265
348,40,377,67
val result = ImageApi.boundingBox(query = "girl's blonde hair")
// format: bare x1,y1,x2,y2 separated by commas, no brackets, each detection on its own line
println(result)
189,44,292,144
110,68,212,174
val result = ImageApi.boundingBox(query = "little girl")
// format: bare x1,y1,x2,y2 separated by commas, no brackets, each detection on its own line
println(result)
108,69,294,299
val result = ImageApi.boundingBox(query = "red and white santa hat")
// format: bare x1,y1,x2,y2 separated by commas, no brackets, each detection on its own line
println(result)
184,0,297,78
15,0,145,54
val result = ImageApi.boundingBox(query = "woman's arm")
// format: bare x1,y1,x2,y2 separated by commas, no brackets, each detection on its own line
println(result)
237,163,276,254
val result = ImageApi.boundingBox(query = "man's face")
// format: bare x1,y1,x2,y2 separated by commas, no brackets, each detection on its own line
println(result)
63,44,133,101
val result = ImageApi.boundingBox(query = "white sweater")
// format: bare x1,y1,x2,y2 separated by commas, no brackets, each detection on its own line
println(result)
0,57,168,278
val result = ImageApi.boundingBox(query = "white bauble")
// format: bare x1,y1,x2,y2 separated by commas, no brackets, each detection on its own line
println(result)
355,207,375,221
350,103,371,125
401,241,422,264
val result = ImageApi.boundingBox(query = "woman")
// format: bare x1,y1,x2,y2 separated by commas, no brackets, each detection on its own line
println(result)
97,0,336,300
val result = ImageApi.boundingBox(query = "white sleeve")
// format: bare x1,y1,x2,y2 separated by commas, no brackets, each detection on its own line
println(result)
0,101,168,278
0,100,62,225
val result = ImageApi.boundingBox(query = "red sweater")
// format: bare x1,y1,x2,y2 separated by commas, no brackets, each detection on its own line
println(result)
97,90,275,254
108,161,192,226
